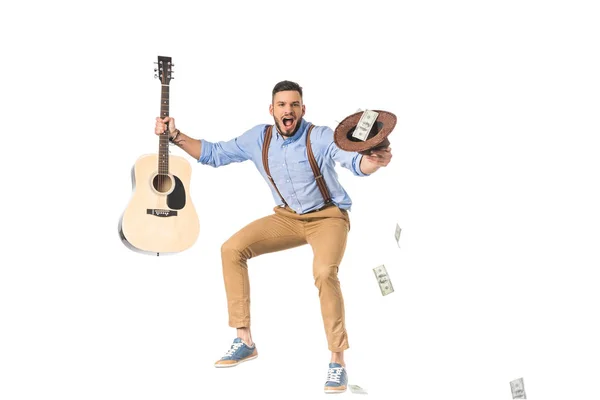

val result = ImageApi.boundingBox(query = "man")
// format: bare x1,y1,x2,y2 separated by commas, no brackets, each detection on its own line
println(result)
154,80,392,393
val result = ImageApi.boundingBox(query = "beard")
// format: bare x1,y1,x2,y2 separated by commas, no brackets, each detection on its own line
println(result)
274,116,302,137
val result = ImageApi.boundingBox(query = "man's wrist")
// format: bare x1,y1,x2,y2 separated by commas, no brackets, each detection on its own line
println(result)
169,129,181,142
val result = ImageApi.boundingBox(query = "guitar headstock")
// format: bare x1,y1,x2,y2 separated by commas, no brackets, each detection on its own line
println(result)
154,55,174,84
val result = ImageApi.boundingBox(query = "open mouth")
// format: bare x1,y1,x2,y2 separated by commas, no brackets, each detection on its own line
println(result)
282,117,294,128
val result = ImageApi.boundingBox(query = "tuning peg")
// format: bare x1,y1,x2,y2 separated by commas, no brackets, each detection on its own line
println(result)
154,68,158,72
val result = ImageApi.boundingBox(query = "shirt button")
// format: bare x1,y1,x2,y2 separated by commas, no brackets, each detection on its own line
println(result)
286,180,290,183
283,164,286,167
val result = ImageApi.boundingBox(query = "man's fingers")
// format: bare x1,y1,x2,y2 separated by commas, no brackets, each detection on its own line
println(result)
370,150,393,160
154,116,176,136
365,152,392,166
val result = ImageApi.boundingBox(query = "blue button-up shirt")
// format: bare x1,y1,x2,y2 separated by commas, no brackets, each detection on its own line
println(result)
198,118,368,214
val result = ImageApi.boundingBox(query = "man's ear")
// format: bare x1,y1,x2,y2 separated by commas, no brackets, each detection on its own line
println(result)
269,104,274,116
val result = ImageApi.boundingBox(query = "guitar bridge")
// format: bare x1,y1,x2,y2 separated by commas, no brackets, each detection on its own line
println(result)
147,209,178,217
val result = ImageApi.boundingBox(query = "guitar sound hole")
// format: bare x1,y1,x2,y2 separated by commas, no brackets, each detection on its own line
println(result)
152,174,173,193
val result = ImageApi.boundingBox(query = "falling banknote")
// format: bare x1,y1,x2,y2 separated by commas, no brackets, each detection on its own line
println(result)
352,110,379,141
349,384,368,394
373,264,394,296
510,378,526,399
395,223,401,248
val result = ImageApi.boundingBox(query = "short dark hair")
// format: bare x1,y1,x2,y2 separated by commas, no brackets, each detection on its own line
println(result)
272,80,303,100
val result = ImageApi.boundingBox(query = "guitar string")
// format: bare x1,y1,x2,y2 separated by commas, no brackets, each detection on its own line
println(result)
161,80,168,214
163,68,165,214
159,64,170,215
160,75,165,213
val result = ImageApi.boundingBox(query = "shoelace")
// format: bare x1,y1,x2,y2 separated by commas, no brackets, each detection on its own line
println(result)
327,367,343,383
224,342,243,357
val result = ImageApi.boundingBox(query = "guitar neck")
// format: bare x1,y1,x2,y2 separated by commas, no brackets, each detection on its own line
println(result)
156,56,173,175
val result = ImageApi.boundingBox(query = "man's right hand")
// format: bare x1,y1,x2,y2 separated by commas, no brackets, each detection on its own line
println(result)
155,116,177,138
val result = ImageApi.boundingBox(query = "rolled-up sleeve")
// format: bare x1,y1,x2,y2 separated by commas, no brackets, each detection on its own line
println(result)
321,127,370,177
198,126,260,168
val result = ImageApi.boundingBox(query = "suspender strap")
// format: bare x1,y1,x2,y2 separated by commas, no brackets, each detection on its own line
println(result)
262,125,287,206
261,124,332,207
306,124,332,204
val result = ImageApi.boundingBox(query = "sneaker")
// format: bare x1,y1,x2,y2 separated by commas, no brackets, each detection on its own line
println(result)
324,362,348,393
214,338,258,368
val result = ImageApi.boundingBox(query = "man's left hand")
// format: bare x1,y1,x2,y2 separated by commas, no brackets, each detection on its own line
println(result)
364,147,392,167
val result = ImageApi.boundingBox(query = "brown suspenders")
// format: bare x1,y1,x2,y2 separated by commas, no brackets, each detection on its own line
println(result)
262,125,286,205
305,125,332,205
262,124,332,207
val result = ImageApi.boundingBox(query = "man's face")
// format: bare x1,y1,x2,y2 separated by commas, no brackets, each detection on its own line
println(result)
269,90,305,137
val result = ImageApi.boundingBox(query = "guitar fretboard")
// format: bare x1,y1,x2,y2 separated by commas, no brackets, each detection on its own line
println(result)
158,84,170,175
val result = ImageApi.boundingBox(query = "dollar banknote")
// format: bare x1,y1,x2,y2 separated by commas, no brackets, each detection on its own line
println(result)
510,378,526,399
352,110,379,141
349,384,368,394
373,264,394,296
395,223,401,247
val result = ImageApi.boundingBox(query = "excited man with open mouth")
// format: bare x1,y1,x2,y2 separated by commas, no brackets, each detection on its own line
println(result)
270,90,305,137
155,80,393,394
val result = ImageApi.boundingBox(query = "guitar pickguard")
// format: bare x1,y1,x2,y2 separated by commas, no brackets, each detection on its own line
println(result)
166,175,186,210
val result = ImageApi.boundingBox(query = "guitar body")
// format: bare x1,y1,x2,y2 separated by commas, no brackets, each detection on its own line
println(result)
119,153,199,255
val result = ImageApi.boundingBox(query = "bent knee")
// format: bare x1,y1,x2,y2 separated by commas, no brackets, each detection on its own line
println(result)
221,237,252,261
313,264,339,282
221,239,240,256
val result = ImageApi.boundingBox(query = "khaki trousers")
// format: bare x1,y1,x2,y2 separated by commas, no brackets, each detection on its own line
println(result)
220,204,351,352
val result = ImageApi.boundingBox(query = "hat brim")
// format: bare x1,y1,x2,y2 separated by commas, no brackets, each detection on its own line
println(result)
334,110,397,153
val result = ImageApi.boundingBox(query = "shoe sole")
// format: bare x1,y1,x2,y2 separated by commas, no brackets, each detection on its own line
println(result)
214,354,258,368
324,387,347,394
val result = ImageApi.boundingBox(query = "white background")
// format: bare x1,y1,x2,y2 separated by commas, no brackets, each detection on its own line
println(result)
1,0,599,399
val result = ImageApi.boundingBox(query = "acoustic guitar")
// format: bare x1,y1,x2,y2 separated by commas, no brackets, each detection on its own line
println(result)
118,55,199,256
